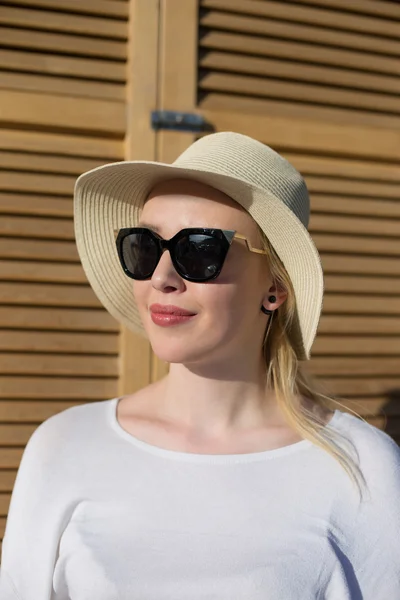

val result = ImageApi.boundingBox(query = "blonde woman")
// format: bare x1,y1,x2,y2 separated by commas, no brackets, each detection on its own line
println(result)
1,132,399,599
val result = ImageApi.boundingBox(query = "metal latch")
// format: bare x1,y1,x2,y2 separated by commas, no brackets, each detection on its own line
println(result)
151,111,211,132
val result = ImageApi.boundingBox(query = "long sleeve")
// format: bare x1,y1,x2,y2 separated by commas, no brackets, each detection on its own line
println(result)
0,416,79,600
325,429,400,599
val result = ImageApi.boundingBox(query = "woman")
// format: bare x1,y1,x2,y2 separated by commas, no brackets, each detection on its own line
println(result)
1,132,399,599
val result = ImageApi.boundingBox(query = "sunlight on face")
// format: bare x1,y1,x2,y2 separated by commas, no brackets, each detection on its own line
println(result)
132,178,274,366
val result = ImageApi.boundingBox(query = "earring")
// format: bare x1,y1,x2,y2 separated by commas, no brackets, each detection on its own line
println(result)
261,295,276,315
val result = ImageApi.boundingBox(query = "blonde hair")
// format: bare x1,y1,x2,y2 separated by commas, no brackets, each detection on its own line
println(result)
258,229,375,505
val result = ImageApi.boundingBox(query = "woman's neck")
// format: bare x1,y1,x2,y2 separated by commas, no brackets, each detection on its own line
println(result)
150,362,285,437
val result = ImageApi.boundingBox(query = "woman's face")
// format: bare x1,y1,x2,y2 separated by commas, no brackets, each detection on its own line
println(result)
132,178,285,366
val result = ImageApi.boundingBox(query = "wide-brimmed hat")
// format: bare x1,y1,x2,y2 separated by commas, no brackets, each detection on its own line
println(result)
73,131,324,361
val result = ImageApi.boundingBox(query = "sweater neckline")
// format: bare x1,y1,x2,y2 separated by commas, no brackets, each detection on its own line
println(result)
108,397,344,464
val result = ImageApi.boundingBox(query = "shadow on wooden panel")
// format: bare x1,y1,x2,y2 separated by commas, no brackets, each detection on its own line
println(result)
381,389,400,447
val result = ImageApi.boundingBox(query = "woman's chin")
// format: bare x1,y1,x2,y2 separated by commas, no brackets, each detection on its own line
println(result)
150,345,202,365
149,336,214,365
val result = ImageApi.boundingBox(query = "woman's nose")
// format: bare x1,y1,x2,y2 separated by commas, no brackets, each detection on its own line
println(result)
150,249,186,292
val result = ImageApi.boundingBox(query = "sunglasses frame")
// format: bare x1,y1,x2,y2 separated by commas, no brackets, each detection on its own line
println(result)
113,227,268,282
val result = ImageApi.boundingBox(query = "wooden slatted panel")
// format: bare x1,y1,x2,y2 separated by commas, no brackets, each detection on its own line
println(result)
276,146,400,442
199,0,400,129
0,2,127,103
0,0,128,547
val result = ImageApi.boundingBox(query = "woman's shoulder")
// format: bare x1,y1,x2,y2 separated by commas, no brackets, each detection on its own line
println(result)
338,411,400,489
339,410,398,453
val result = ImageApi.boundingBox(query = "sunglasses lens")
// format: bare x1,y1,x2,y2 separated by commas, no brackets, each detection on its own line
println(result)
121,231,158,278
175,233,226,280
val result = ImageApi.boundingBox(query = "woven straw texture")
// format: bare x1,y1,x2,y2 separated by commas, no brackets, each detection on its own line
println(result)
73,132,324,361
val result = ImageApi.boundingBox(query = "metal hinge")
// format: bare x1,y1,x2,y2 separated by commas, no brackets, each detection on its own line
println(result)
151,110,211,132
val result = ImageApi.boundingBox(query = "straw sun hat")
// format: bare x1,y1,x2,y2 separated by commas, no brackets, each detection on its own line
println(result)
73,131,324,361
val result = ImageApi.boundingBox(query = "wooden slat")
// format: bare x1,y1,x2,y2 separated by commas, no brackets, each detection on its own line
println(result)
201,0,400,39
323,275,400,295
314,234,400,257
201,92,400,131
0,399,90,421
319,316,400,336
0,239,78,262
0,6,127,39
0,283,101,308
201,107,400,160
308,357,400,376
0,424,41,445
0,129,124,160
321,255,400,277
1,277,108,309
0,90,125,134
318,378,400,396
200,51,400,96
0,261,87,284
0,494,12,514
0,306,117,331
0,49,126,82
0,451,25,471
0,71,125,101
0,194,71,217
313,337,400,355
306,177,399,199
311,196,400,219
199,72,400,115
0,471,17,491
281,155,400,183
321,295,400,315
200,10,400,57
0,353,118,376
0,377,118,399
0,152,106,176
0,216,74,239
200,31,400,77
0,331,118,353
3,0,129,18
310,215,400,238
0,171,76,195
290,0,400,21
0,26,126,59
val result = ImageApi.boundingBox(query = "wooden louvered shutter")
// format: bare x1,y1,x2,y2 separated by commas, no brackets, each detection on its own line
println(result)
156,0,400,438
199,0,400,130
0,0,162,551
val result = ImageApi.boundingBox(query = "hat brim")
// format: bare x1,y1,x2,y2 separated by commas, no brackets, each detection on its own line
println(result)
73,160,324,361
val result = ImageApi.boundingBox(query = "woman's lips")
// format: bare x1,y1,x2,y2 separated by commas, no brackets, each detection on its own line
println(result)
150,313,197,327
149,304,197,327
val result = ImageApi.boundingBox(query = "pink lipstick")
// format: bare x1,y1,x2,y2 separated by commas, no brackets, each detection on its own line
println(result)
149,304,197,327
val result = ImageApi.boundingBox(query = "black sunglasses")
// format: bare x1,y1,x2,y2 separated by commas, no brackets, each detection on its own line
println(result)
114,227,268,283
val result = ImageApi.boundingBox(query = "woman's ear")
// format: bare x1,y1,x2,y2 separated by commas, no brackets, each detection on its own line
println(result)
263,286,287,311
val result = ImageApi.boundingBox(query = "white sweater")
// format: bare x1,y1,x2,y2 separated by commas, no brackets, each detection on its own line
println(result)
0,397,399,600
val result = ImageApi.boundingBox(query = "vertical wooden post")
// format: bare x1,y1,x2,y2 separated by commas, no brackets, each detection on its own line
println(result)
149,0,200,382
157,0,199,163
119,0,160,397
120,0,201,390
